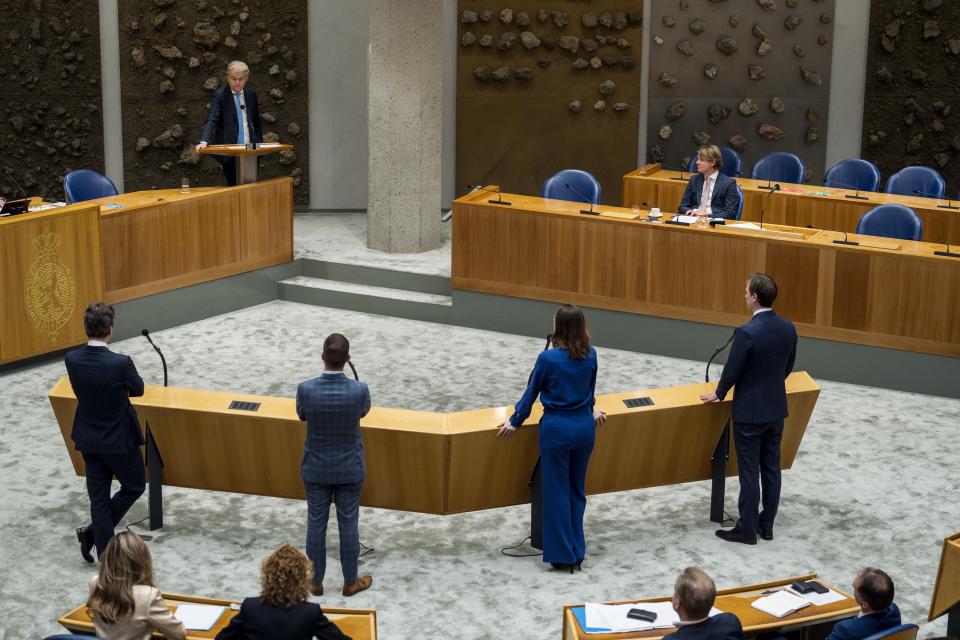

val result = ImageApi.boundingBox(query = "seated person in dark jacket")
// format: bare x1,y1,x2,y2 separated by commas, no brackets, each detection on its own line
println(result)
826,568,901,640
677,144,740,220
215,545,350,640
663,567,744,640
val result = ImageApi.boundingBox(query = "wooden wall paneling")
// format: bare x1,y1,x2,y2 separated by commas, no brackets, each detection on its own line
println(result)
764,244,819,324
159,193,242,277
578,217,636,298
361,428,447,514
830,250,871,331
239,180,294,262
814,248,836,326
100,208,165,294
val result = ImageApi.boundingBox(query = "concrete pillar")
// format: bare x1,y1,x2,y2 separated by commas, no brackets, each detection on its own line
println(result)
367,0,442,253
825,0,871,168
98,0,124,191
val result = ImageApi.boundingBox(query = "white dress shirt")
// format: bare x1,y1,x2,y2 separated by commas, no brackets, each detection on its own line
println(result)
753,307,772,316
698,170,719,215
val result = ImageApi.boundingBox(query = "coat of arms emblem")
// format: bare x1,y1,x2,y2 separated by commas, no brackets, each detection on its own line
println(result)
24,231,76,342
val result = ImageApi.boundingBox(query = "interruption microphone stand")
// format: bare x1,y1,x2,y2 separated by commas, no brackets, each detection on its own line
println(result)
706,332,735,524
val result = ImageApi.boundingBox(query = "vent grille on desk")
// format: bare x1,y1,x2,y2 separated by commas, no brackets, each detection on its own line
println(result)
623,397,654,408
228,400,261,412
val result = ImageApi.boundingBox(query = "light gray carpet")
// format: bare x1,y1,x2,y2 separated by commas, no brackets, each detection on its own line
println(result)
1,300,956,639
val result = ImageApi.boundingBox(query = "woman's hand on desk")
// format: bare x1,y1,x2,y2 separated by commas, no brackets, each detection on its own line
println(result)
497,419,516,438
593,409,607,426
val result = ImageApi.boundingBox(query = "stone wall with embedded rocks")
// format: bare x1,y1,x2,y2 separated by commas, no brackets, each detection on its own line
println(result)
118,0,308,203
457,1,644,204
862,0,960,194
0,0,103,201
649,0,834,184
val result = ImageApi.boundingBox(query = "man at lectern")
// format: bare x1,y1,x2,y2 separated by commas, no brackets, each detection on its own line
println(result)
65,302,146,562
297,333,373,598
195,60,263,186
678,145,739,220
700,274,797,545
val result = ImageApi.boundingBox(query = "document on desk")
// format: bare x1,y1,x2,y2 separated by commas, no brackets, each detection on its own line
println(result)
751,590,812,618
173,604,226,630
585,602,722,633
728,222,763,230
786,586,847,606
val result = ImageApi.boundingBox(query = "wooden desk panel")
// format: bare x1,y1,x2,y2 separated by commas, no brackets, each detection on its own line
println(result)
59,592,376,639
562,574,859,640
623,169,960,246
451,190,960,357
49,373,819,516
930,531,960,621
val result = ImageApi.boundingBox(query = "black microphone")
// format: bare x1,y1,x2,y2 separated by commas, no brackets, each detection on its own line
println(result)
671,159,688,182
565,183,599,215
758,183,781,230
348,361,359,380
913,188,959,210
466,184,511,206
934,241,960,258
705,331,736,383
758,174,776,191
1,167,30,216
825,178,869,201
526,334,553,385
141,329,168,387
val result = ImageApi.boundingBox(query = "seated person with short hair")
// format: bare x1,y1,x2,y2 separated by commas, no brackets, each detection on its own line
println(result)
663,567,744,640
678,145,740,220
826,568,901,640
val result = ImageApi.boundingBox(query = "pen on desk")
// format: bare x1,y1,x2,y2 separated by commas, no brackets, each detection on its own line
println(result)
761,589,781,595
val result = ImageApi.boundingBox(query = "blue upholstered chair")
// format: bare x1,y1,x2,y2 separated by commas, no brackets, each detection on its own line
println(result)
732,184,744,220
861,623,919,640
856,204,922,241
824,158,882,192
63,169,119,203
750,152,806,184
686,146,744,178
540,169,601,204
884,166,946,199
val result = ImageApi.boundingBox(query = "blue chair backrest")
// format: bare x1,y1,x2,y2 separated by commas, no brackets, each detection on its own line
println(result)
856,204,922,241
64,169,119,204
824,158,882,192
540,169,601,204
686,147,743,178
733,184,744,221
884,166,945,199
861,623,919,640
750,152,806,184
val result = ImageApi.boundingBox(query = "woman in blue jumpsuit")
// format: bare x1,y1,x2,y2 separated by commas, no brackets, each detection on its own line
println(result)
498,304,605,571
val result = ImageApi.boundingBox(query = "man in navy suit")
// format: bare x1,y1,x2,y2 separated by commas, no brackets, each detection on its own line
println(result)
701,273,797,544
65,302,146,561
297,333,373,597
663,567,744,640
678,145,740,220
826,568,901,640
195,60,263,186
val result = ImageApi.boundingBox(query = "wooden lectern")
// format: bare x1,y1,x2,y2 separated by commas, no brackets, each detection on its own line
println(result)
198,143,293,185
929,531,960,636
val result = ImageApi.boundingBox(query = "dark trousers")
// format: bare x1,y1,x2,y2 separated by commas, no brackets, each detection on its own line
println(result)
304,479,363,586
733,420,783,536
220,156,238,186
82,450,146,555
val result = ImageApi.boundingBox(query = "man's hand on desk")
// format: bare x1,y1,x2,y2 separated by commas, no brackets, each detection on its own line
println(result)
496,419,516,438
700,392,719,403
195,141,208,152
593,409,606,426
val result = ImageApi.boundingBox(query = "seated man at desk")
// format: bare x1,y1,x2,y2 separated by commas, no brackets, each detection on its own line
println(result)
664,567,744,640
826,568,900,640
678,145,739,220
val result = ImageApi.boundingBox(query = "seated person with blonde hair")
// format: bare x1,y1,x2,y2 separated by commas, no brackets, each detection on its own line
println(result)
215,544,350,640
87,532,186,640
663,567,743,640
677,145,740,220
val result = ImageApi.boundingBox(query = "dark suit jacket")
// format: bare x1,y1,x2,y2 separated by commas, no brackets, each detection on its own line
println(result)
715,310,798,424
200,84,263,146
678,172,740,219
662,612,744,640
826,604,901,640
214,598,350,640
65,345,145,454
297,372,371,486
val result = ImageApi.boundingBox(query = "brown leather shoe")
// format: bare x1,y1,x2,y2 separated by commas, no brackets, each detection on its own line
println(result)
342,575,372,597
309,584,323,596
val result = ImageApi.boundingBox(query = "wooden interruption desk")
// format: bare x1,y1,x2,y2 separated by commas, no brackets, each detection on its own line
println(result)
58,592,376,639
49,372,819,516
623,168,960,246
562,574,859,640
929,531,960,635
451,189,960,357
198,143,294,185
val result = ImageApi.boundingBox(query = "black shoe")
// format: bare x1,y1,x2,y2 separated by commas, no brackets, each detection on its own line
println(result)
757,529,773,541
550,562,575,574
715,529,757,545
76,526,94,563
575,559,583,572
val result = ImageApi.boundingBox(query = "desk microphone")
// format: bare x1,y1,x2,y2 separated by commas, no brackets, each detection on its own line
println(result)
566,184,599,215
934,241,960,258
825,178,869,201
912,188,960,210
467,184,512,206
705,331,736,383
758,175,776,192
141,329,168,387
671,159,688,182
348,361,359,380
1,167,30,216
758,183,781,229
831,227,860,246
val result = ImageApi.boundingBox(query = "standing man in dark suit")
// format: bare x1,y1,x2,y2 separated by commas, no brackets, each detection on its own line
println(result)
297,333,373,598
663,567,744,640
826,568,901,640
678,145,740,220
195,60,263,186
65,302,146,562
701,273,797,544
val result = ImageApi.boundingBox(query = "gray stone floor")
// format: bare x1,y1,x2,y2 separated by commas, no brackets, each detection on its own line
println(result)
1,300,957,639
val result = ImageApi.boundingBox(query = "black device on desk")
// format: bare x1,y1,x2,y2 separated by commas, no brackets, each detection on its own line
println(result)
791,580,829,594
0,198,30,216
627,609,658,622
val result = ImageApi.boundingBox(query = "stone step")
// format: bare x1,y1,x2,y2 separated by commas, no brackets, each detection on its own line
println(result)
299,259,451,296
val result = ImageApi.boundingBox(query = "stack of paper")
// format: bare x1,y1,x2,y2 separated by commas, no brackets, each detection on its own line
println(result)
584,602,723,634
173,604,226,631
786,585,847,607
751,590,812,618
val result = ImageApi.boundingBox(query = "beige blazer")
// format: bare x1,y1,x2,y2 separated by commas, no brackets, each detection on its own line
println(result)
91,581,187,640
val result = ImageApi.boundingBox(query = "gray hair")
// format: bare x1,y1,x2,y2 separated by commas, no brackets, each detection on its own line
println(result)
226,60,249,77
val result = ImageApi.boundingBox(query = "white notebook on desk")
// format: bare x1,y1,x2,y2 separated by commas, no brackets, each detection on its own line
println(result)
750,590,812,618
